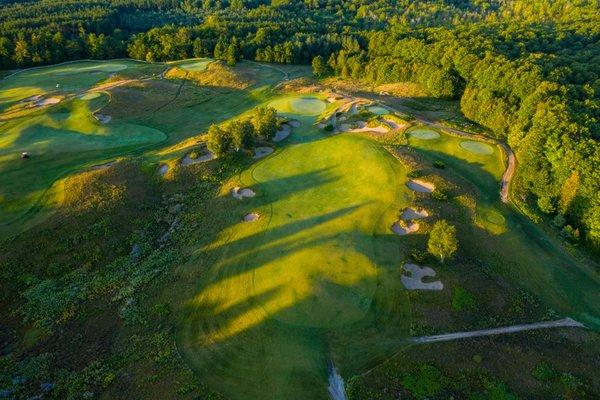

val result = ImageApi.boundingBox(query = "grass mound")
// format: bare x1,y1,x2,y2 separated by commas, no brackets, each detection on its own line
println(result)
459,140,494,155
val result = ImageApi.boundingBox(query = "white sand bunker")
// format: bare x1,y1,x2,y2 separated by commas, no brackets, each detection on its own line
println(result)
33,97,61,108
243,212,260,222
401,207,429,220
401,264,443,291
274,124,291,142
95,114,112,124
407,179,435,193
158,164,169,176
459,140,494,155
181,151,216,166
391,220,420,235
289,119,301,128
254,147,274,159
231,187,256,200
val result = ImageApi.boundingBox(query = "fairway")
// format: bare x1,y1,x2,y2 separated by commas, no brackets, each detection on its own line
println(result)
180,96,413,399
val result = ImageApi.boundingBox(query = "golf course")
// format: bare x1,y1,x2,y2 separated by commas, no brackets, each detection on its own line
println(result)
0,57,598,399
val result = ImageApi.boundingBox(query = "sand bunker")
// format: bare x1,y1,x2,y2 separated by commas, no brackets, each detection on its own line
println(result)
409,128,440,140
459,140,494,155
407,179,435,193
290,97,326,115
243,212,260,222
368,106,390,115
289,119,301,128
181,151,216,166
391,221,420,235
158,164,169,176
401,264,443,291
80,92,101,101
90,160,117,170
350,124,389,134
95,114,112,124
401,207,429,220
254,147,274,159
32,97,61,108
231,187,256,200
274,124,291,142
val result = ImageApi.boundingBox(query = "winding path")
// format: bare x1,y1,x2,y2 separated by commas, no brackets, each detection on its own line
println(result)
410,318,584,344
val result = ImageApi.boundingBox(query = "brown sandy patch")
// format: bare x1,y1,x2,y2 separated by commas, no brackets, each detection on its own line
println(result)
181,151,215,166
401,207,429,220
407,179,435,193
231,187,256,200
391,220,420,235
274,124,291,142
243,212,260,222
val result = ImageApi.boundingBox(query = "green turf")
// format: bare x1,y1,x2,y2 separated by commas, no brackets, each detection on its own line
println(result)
176,58,213,72
368,105,390,115
408,128,600,328
269,96,327,116
179,96,412,399
408,127,441,140
459,140,494,155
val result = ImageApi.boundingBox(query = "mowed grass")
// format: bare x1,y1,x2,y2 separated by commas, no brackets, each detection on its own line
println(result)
0,59,288,237
179,96,412,400
407,127,600,328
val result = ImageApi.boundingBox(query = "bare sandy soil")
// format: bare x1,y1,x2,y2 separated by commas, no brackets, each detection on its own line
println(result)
243,212,260,222
391,221,420,235
231,187,256,200
254,147,274,159
407,179,435,193
401,263,443,290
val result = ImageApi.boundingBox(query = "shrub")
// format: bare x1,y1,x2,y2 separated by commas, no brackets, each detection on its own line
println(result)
433,161,446,169
531,362,557,381
451,286,477,312
407,170,422,178
251,106,278,140
428,220,458,263
432,189,449,201
410,249,428,263
206,124,232,157
401,365,446,399
324,124,334,132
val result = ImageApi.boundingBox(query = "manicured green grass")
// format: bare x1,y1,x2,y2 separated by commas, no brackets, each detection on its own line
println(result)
407,127,600,328
0,59,287,237
368,105,390,115
179,95,413,399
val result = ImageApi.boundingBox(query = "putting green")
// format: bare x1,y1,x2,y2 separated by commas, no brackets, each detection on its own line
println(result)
368,105,390,115
180,117,412,399
179,59,212,72
52,62,128,75
408,127,441,140
270,96,326,116
459,140,494,155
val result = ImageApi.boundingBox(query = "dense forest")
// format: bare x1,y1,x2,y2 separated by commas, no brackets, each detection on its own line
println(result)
0,0,599,250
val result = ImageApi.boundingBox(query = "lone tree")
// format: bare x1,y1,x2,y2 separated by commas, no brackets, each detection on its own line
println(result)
206,124,232,157
428,220,458,263
230,119,255,151
251,106,278,140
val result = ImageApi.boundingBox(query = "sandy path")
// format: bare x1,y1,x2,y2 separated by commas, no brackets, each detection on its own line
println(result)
410,318,584,344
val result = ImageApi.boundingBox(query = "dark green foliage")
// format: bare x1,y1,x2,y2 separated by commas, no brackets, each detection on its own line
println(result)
207,124,233,157
433,161,446,169
324,124,334,132
432,189,449,201
251,106,278,140
531,362,557,381
451,286,477,312
401,365,446,399
311,55,330,78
